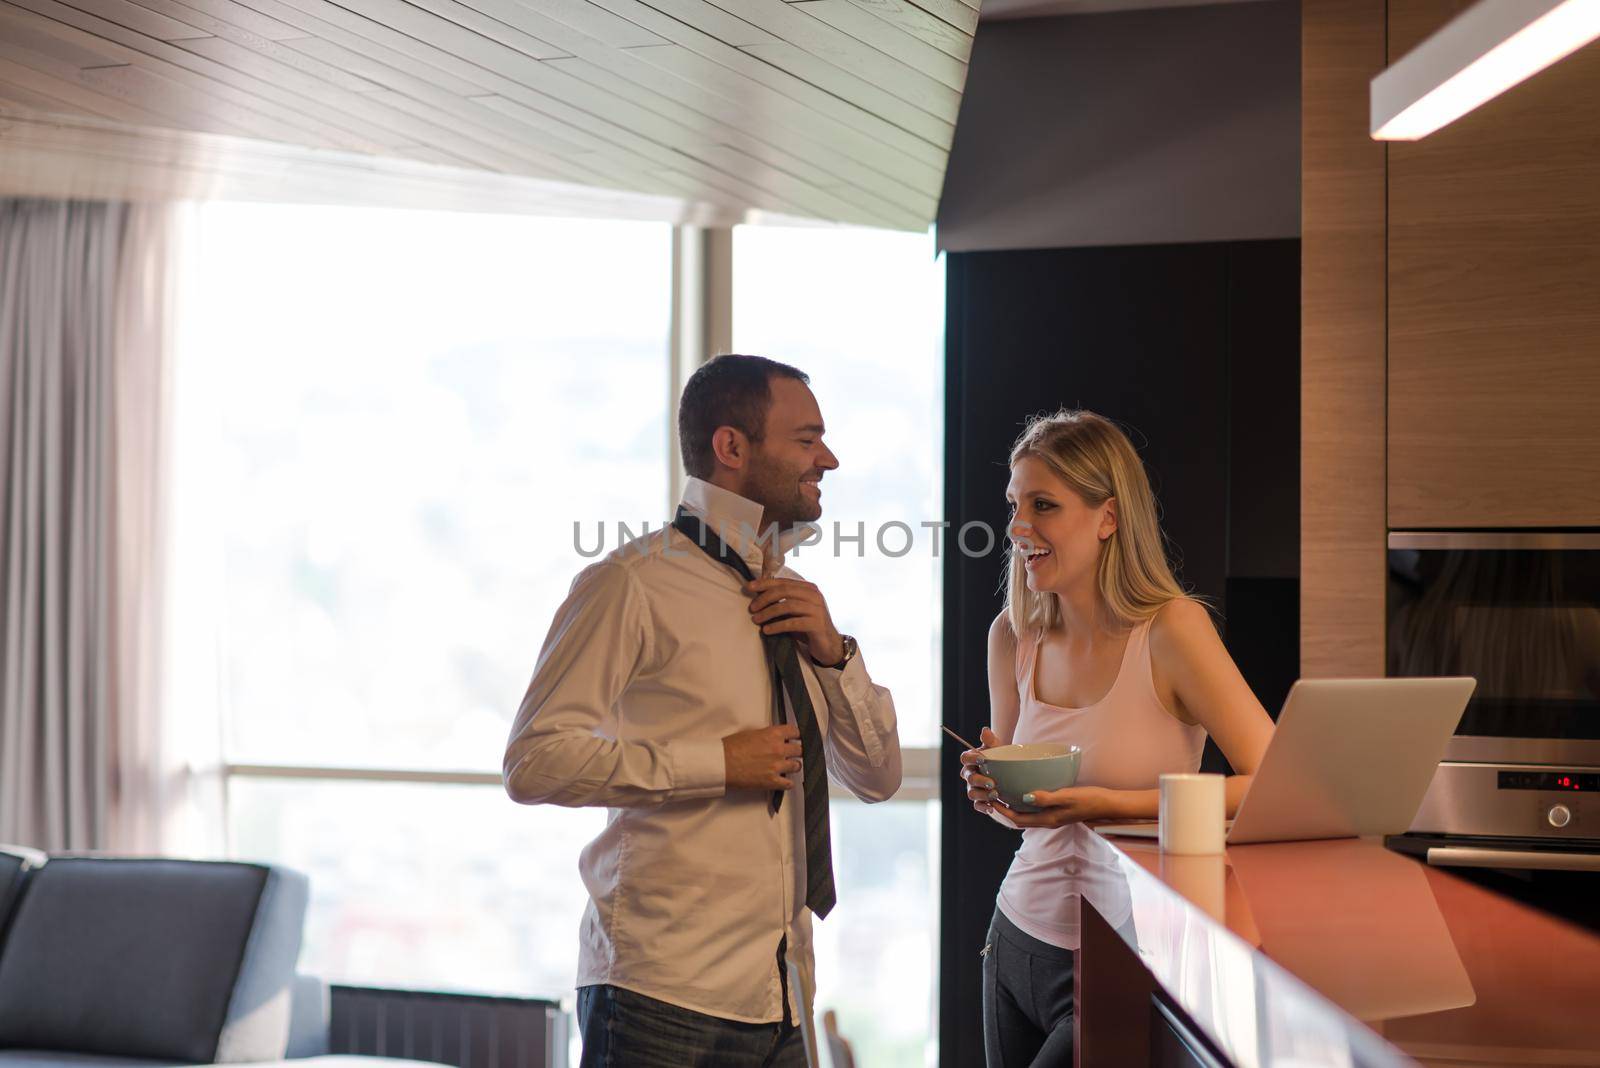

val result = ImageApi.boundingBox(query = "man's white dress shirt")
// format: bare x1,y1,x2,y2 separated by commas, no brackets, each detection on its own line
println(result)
503,477,902,1025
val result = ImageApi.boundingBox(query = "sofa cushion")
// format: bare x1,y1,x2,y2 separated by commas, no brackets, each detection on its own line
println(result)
0,858,303,1063
214,866,309,1062
284,974,330,1059
0,1053,178,1066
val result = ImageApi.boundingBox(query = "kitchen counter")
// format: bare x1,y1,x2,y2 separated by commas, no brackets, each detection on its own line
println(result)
1076,827,1600,1067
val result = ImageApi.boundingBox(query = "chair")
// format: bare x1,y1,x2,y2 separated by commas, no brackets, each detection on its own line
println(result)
820,1010,856,1068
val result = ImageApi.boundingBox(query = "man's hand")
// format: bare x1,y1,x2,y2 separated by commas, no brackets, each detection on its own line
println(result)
744,577,845,666
723,723,803,791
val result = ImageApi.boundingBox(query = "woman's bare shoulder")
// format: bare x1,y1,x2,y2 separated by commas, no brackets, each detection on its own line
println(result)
1149,597,1221,660
988,609,1017,654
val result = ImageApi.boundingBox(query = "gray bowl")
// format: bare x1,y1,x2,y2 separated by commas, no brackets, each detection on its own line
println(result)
982,743,1083,812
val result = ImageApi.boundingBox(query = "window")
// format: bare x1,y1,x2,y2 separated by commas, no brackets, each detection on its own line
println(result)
175,203,670,997
174,210,945,1068
734,224,944,1068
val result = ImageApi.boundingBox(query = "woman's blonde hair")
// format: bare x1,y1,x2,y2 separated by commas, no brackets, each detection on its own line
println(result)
1004,409,1190,638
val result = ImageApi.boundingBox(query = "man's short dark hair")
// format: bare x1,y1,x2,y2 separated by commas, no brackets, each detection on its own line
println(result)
678,354,809,480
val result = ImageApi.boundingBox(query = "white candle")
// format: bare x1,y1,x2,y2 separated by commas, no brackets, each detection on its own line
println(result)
1159,772,1226,855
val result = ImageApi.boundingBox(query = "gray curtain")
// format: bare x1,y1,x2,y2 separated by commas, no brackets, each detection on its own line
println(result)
0,199,176,852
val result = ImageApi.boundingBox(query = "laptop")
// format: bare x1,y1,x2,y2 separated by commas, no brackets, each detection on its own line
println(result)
1097,677,1476,845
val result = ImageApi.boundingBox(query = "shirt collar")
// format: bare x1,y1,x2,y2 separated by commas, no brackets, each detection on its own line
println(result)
679,476,815,576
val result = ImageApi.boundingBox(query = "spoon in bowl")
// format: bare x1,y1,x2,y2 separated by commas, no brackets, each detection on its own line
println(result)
941,724,983,753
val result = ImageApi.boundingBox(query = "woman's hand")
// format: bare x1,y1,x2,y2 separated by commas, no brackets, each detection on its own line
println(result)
959,726,1002,814
997,786,1117,828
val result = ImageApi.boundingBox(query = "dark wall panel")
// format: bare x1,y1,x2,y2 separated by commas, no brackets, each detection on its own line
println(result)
939,239,1298,1068
937,1,1300,253
1227,240,1302,580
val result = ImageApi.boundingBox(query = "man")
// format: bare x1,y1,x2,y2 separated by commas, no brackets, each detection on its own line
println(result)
503,354,902,1067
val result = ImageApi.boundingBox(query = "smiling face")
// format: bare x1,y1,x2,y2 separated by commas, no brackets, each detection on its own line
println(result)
742,375,839,526
1005,454,1117,595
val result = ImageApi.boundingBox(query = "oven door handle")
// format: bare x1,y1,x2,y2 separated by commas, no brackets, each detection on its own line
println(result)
1426,846,1600,872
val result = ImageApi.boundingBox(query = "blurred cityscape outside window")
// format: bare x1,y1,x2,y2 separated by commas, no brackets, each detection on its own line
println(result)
174,205,942,1068
734,223,944,1068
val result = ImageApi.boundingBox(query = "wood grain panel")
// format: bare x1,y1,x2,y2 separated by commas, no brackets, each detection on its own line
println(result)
740,40,953,145
0,104,707,219
128,0,307,42
3,0,390,147
0,2,126,65
265,0,812,210
79,59,342,143
807,0,970,60
0,0,971,225
622,41,946,190
542,54,843,186
60,0,209,40
793,0,966,90
0,1,349,145
0,71,104,114
281,34,490,98
444,2,939,199
592,5,948,167
702,0,959,113
158,19,383,93
1387,1,1600,528
902,0,974,35
0,49,172,124
456,0,666,49
1301,0,1387,678
172,35,382,96
283,0,861,218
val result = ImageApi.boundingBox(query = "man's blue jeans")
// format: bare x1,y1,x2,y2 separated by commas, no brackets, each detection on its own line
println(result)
577,984,807,1068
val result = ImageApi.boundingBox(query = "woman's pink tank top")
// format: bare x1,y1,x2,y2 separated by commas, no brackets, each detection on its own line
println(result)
994,616,1206,949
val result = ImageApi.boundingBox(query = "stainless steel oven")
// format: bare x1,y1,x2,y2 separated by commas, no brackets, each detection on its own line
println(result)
1388,532,1600,868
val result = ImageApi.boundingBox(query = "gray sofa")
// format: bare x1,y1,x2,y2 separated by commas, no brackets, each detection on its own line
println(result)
0,847,437,1068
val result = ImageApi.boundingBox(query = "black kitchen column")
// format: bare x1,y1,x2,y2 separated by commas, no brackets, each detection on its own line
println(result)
939,239,1298,1067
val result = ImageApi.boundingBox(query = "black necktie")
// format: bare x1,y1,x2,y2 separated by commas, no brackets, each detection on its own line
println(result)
672,507,837,920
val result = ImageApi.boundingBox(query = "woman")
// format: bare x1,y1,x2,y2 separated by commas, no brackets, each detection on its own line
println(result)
959,409,1274,1068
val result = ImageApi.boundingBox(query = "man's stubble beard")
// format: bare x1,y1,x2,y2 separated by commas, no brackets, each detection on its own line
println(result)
746,450,821,528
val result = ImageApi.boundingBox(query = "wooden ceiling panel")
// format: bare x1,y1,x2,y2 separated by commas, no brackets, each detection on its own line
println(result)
174,35,383,96
817,0,970,61
739,41,951,144
0,0,977,226
137,0,309,42
5,0,396,147
281,35,493,98
710,0,958,114
796,0,964,88
64,0,211,41
0,48,165,124
605,0,775,50
623,41,943,171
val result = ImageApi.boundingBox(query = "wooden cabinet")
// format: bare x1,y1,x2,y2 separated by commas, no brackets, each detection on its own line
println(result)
1387,3,1600,529
1301,0,1389,677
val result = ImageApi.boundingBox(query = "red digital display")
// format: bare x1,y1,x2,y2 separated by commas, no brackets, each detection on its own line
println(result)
1500,770,1600,791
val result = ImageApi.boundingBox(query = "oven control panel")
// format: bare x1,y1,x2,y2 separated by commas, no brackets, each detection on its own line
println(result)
1498,770,1600,792
1411,763,1600,839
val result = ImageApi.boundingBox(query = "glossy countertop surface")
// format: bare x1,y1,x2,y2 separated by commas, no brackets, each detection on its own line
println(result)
1085,828,1600,1067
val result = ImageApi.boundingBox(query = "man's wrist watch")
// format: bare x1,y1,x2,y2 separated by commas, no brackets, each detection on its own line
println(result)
819,634,859,671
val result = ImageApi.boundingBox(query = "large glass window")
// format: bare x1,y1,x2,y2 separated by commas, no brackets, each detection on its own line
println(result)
175,203,669,996
174,210,944,1068
734,224,944,1068
733,225,944,749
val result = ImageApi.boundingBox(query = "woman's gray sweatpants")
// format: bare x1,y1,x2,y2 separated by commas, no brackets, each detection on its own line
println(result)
980,908,1075,1068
